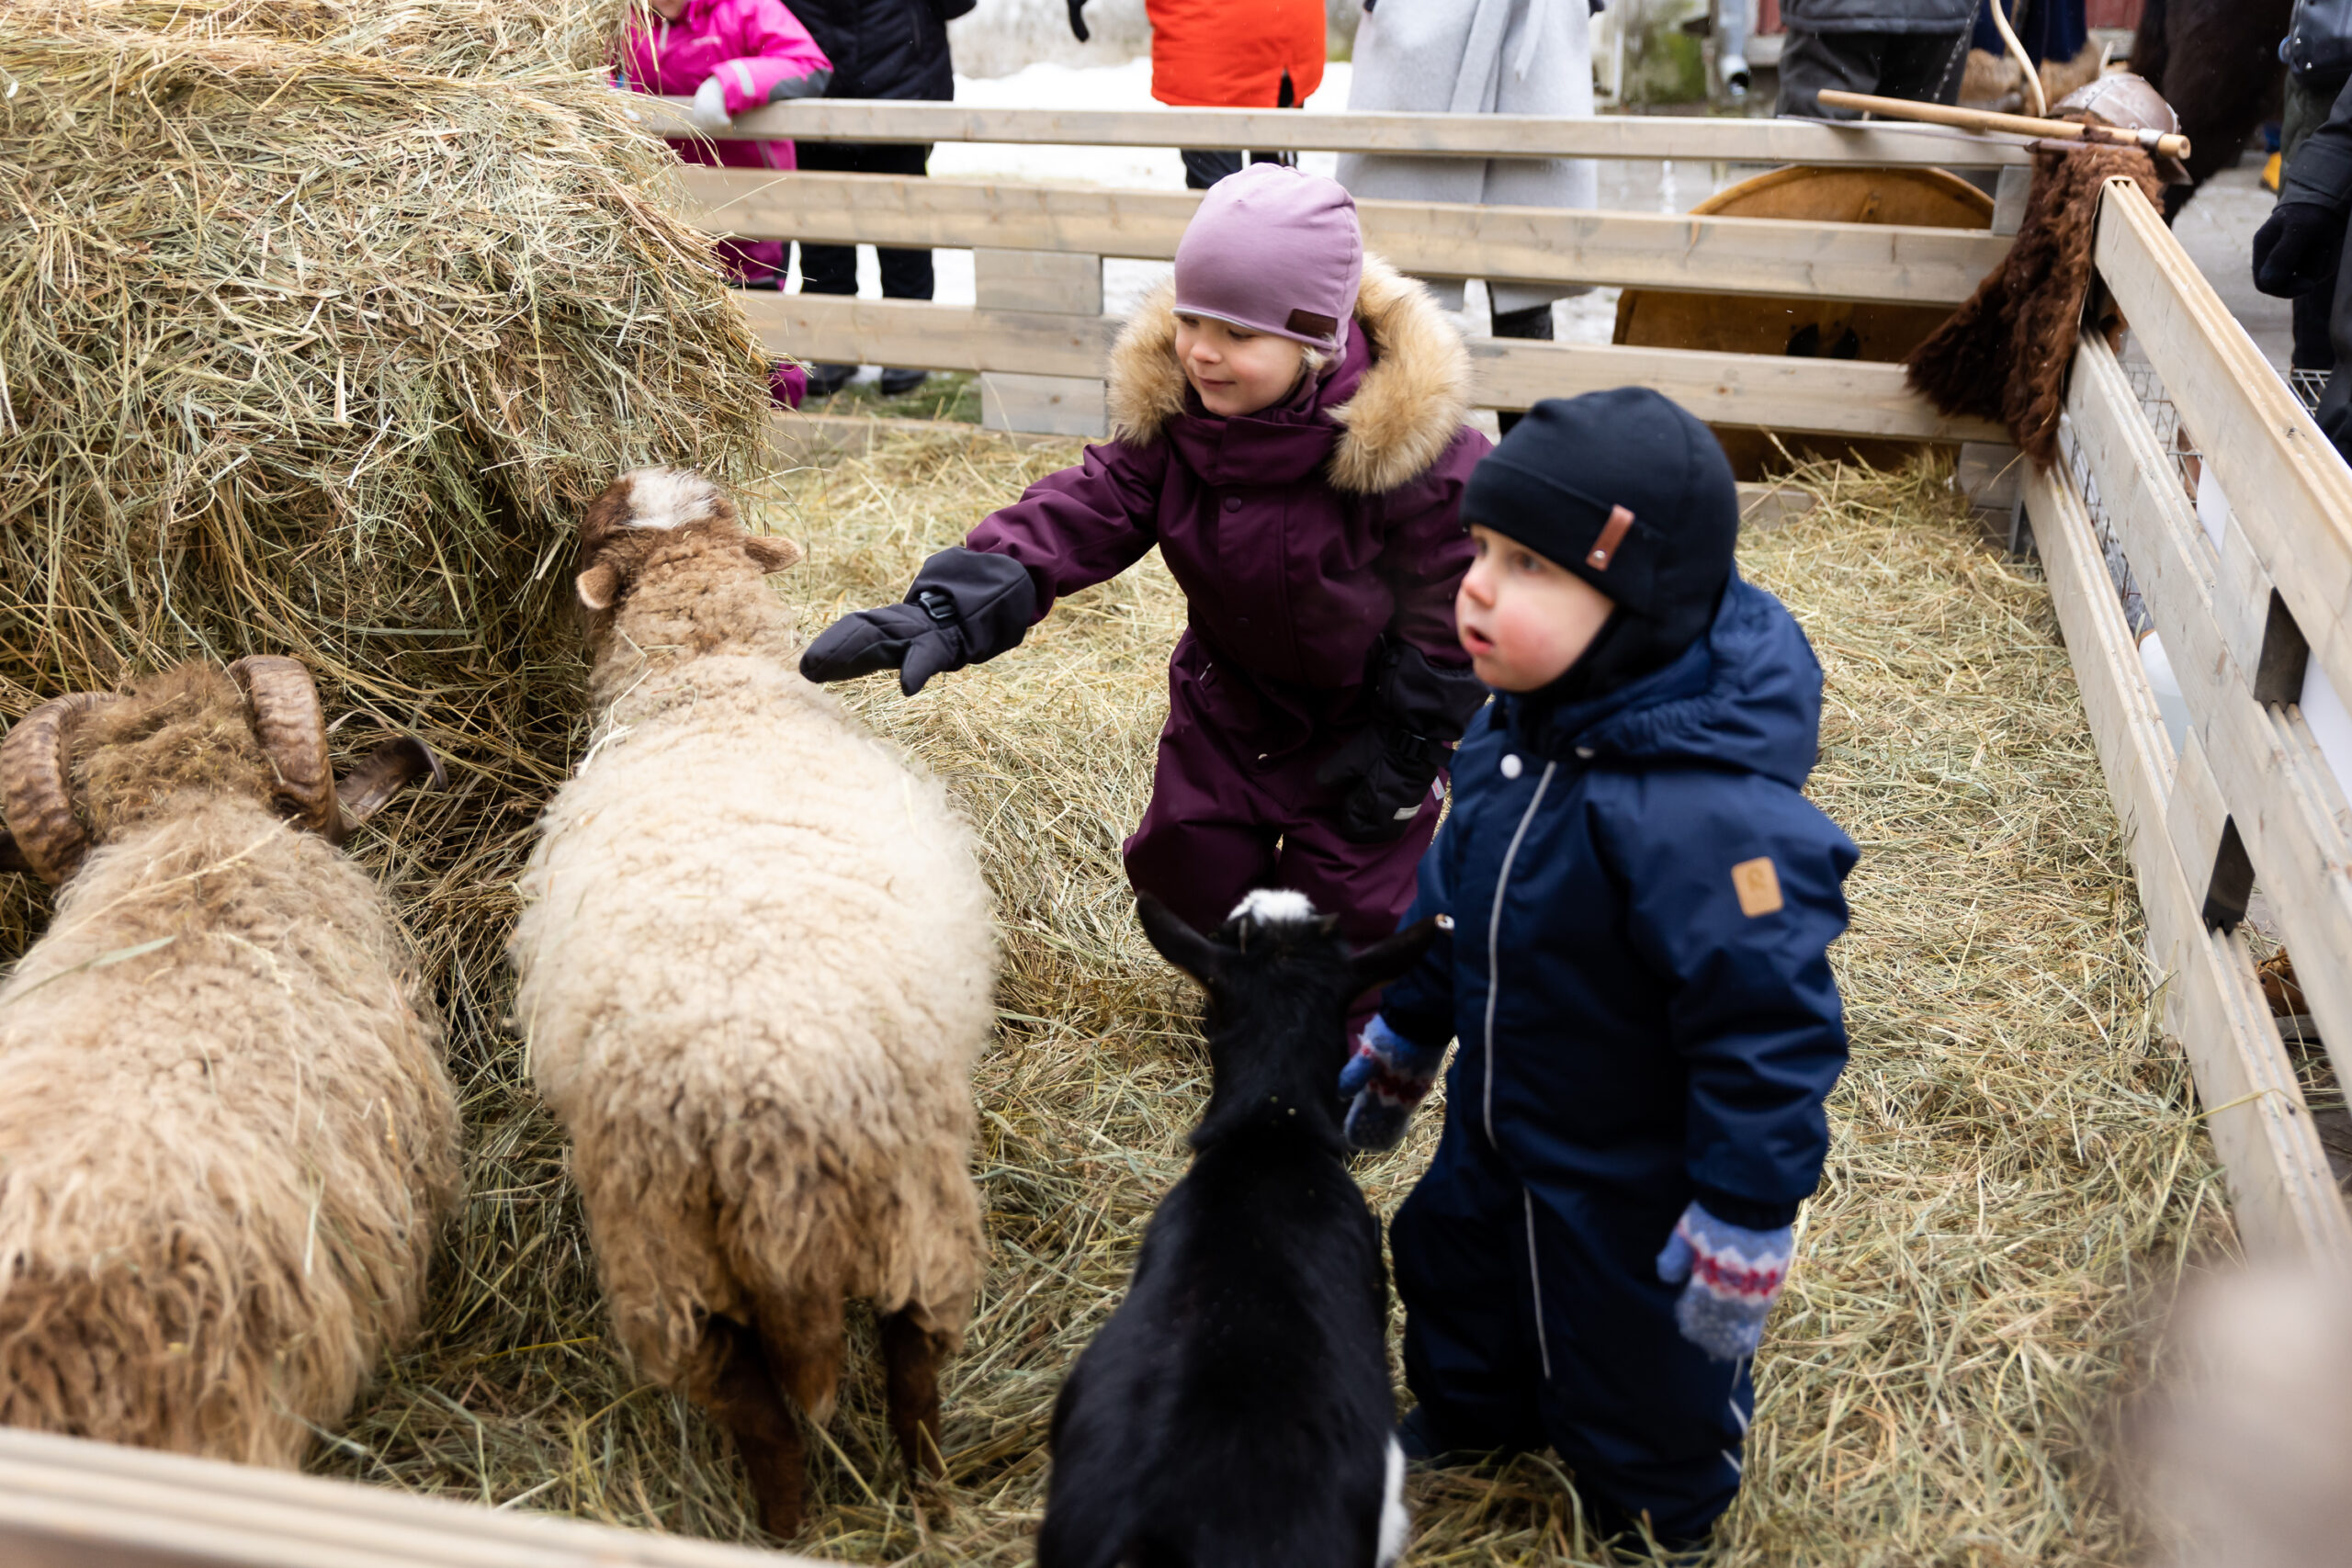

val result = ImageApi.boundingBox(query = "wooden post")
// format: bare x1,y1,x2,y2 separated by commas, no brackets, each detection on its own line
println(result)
975,250,1107,439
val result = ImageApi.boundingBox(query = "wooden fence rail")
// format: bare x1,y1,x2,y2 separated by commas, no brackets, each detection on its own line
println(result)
2028,179,2352,1258
628,96,2033,166
0,1427,829,1568
739,290,2006,437
682,170,2013,304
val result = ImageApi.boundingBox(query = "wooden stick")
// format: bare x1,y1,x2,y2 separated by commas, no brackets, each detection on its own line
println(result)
1815,88,2191,161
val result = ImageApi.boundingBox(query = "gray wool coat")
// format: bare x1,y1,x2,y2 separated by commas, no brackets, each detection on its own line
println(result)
1335,0,1595,315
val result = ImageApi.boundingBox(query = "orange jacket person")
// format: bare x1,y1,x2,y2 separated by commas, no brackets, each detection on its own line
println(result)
1069,0,1324,187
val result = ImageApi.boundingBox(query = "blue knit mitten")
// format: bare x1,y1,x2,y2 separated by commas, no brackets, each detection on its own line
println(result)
1337,1015,1447,1152
1654,1201,1792,1362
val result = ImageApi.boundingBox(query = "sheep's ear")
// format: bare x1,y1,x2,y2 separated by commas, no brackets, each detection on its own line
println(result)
336,736,447,830
576,561,624,611
1137,893,1222,988
0,829,27,876
1345,917,1441,998
745,534,803,573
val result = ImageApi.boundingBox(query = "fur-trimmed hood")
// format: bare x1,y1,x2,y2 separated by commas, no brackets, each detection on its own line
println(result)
1105,255,1476,496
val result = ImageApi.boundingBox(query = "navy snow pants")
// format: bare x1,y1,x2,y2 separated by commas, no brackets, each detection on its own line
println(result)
1391,1108,1753,1546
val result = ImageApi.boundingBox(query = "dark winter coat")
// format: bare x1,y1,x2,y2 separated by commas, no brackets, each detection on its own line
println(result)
1779,0,1975,32
1379,575,1859,1230
788,0,956,100
965,257,1489,761
2283,73,2352,452
2286,70,2352,212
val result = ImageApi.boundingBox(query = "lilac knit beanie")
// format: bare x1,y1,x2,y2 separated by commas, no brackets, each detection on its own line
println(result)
1171,164,1364,353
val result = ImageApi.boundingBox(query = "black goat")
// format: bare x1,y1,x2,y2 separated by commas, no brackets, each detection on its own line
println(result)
1036,889,1439,1568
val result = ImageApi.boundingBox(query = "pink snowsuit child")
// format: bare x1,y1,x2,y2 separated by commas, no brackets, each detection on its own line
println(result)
620,0,833,289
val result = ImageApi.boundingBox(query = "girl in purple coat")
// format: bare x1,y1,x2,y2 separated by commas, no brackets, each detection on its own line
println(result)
801,166,1491,983
620,0,833,291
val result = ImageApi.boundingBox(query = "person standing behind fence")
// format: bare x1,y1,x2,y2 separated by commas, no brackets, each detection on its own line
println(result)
1334,0,1595,435
1069,0,1324,187
2278,0,2352,373
621,0,833,292
2256,63,2352,466
1773,0,1975,121
790,0,971,398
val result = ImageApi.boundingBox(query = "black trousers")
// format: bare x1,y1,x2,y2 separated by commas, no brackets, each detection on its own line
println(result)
1181,72,1297,191
795,140,936,301
1773,27,1970,120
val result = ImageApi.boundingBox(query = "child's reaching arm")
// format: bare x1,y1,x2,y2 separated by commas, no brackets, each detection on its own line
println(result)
800,440,1170,694
686,0,833,126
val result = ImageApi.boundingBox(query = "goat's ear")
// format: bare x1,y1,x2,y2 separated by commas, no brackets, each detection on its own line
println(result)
0,830,26,876
1136,893,1221,987
576,561,624,611
745,534,803,573
1346,917,1441,997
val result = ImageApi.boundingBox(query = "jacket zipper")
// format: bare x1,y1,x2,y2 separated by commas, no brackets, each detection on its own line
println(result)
1482,760,1556,1146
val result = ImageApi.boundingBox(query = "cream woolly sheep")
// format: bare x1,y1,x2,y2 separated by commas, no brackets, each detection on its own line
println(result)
512,467,995,1538
0,658,457,1465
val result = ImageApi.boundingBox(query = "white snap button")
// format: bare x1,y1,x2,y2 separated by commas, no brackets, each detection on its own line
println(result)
1576,746,1595,760
1500,753,1523,779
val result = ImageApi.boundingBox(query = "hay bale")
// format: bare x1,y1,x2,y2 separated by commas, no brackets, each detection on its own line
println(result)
0,0,771,834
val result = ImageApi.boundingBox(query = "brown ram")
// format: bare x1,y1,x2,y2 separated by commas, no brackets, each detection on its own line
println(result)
0,658,458,1466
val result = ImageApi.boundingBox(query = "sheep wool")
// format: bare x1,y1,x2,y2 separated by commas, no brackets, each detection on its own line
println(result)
0,666,459,1466
513,469,993,1515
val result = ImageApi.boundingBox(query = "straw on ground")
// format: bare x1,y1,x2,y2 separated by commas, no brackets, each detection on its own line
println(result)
306,430,2231,1566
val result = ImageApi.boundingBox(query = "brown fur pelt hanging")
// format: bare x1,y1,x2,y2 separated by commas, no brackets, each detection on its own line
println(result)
1904,138,2165,468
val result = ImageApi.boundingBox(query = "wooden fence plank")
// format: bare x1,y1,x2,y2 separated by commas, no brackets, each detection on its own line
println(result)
2068,335,2352,1111
1464,338,2005,437
679,171,2012,306
628,96,2031,165
741,295,2007,439
2021,457,2352,1261
0,1428,823,1568
2095,179,2352,716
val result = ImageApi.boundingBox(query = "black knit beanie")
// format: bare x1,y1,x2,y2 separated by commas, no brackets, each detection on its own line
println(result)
1462,389,1741,705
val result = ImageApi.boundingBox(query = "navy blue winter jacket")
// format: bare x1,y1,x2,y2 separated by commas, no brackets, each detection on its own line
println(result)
1381,573,1859,1229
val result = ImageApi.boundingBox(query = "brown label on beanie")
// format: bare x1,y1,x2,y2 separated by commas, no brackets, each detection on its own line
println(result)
1285,309,1339,340
1586,506,1634,571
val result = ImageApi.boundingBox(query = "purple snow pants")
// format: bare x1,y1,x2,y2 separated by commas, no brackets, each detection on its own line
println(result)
1123,654,1442,1032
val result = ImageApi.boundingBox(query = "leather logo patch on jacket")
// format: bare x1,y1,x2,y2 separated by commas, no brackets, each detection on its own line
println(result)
1732,856,1783,918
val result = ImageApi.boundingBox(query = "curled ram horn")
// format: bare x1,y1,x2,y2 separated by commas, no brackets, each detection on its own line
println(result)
228,655,344,842
0,692,115,886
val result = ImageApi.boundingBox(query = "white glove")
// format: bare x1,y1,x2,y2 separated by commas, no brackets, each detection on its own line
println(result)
689,74,731,130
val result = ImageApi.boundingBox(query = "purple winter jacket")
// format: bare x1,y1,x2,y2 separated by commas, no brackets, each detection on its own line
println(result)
967,258,1490,760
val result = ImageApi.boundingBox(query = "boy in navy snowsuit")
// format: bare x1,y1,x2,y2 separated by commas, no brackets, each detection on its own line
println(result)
1338,389,1858,1551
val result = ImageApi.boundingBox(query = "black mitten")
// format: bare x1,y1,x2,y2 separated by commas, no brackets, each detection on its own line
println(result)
2255,201,2342,299
1317,723,1445,842
1067,0,1091,40
1316,642,1489,844
799,547,1036,696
